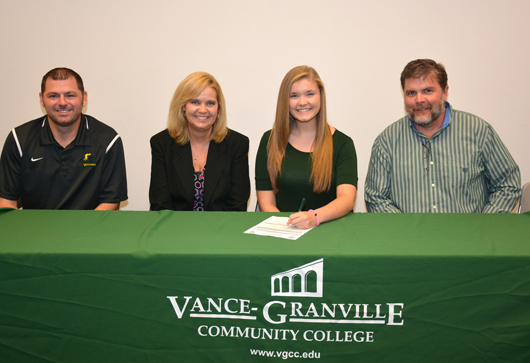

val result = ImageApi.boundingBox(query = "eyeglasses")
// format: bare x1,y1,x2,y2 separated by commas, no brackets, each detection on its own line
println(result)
422,140,430,172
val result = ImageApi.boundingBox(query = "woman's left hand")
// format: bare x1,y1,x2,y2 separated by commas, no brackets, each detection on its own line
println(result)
287,211,317,229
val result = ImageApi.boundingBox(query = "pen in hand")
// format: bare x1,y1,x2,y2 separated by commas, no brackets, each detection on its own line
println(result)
298,198,306,212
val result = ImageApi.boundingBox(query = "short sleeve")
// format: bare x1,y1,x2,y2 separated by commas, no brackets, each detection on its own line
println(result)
334,131,358,188
0,130,22,201
98,136,128,204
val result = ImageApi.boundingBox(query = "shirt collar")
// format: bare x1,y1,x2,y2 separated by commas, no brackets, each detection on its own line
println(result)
441,102,451,128
40,115,91,147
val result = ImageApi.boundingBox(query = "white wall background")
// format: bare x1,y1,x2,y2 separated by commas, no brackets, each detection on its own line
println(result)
1,0,528,211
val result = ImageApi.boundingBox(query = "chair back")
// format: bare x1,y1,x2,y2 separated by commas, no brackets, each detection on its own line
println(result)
519,182,530,213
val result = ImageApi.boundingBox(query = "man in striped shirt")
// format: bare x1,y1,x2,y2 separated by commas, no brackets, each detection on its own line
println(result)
0,68,127,210
365,59,520,213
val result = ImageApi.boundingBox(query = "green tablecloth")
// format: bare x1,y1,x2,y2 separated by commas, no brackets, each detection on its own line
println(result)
1,209,529,362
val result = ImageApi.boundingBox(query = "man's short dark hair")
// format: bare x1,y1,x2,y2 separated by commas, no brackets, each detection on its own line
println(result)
41,67,84,94
400,59,448,90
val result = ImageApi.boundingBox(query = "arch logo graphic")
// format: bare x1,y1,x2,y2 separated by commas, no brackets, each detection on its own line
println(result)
271,258,323,297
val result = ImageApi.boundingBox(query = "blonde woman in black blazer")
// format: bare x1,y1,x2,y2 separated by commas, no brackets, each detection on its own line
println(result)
149,72,250,211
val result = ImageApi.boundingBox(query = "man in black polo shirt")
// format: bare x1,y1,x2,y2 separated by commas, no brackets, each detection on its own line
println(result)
0,67,127,210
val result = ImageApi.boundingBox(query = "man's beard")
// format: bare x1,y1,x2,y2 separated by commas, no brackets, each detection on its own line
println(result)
408,99,445,127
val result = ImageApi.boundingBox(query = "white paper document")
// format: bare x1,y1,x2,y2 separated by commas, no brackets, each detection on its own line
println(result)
244,216,314,240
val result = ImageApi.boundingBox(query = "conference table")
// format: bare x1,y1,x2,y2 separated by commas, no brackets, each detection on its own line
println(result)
1,209,529,362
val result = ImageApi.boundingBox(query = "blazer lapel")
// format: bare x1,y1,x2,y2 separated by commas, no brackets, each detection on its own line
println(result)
203,140,227,208
172,142,195,207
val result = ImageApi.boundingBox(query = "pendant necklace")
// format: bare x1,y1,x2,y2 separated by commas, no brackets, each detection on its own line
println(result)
192,148,208,162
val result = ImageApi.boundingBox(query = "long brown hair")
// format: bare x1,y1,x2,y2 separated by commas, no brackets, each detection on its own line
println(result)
167,72,228,145
267,66,333,193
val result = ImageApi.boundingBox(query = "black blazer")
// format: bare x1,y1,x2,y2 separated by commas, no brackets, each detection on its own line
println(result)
149,129,250,211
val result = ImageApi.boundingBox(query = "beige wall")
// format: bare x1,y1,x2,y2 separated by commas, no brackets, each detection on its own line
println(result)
1,0,528,211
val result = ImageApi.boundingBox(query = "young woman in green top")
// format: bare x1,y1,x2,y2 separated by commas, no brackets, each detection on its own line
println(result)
255,66,358,228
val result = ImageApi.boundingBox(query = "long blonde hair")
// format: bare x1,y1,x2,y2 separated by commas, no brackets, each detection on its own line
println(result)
267,66,333,193
167,72,228,145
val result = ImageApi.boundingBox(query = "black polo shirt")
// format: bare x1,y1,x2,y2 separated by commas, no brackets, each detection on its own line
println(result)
0,115,127,209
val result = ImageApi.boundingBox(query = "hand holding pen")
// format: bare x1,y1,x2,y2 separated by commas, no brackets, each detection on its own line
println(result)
287,198,319,229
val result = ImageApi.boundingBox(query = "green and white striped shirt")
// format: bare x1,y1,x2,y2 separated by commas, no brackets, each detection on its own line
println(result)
365,103,521,213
